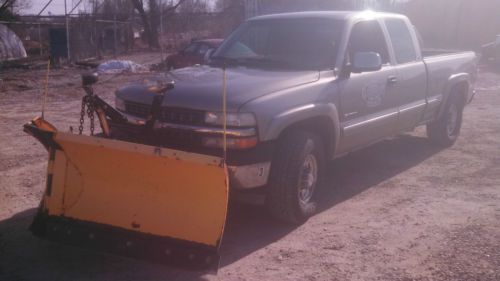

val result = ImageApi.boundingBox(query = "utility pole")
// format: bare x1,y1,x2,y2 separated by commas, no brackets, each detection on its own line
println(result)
38,23,42,56
114,1,118,58
160,0,163,35
64,0,71,61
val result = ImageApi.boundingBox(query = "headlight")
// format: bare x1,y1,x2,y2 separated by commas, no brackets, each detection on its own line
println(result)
115,96,126,111
204,112,256,127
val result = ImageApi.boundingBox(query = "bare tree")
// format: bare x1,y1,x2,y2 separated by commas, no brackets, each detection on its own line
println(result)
179,0,209,13
131,0,187,49
0,0,31,20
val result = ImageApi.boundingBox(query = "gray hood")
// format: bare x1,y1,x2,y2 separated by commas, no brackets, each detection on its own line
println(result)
116,65,320,111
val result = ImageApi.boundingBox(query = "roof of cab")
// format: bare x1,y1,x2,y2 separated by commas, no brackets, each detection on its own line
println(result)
248,11,405,22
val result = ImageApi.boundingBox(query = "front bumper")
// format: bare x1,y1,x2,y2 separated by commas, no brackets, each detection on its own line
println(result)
228,162,271,189
468,89,477,104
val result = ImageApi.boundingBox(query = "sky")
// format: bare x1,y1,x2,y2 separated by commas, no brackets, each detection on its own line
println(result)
23,0,216,15
24,0,92,15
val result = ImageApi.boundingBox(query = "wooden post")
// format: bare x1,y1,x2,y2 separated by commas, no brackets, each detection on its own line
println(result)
64,0,71,61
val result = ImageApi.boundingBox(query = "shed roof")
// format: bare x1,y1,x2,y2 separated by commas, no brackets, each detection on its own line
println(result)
0,24,27,61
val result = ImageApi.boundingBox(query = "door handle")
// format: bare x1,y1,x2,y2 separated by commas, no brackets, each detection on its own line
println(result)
387,76,398,84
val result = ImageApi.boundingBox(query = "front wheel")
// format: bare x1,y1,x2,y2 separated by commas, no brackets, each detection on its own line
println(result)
427,94,464,147
266,130,326,224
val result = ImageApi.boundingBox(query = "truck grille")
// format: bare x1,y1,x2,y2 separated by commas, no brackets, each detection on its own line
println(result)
125,101,150,118
124,101,205,126
160,108,205,126
156,129,202,147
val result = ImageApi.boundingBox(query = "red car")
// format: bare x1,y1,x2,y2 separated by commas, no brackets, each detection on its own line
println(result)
165,39,223,70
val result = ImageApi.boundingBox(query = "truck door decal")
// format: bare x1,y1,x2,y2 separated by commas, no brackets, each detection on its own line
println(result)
362,81,387,107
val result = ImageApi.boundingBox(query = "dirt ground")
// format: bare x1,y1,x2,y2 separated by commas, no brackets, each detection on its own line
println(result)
0,53,499,281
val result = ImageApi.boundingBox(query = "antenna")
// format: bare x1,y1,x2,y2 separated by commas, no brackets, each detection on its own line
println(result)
222,63,228,165
41,58,51,119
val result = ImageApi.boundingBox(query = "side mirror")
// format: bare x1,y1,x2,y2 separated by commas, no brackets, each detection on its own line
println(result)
82,72,98,86
352,52,382,73
204,49,215,63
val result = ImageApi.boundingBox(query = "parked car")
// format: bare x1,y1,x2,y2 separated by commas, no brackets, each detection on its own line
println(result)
112,11,478,223
164,39,223,70
481,35,500,62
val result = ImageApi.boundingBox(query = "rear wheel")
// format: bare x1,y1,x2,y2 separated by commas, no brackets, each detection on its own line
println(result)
427,93,464,147
266,130,325,224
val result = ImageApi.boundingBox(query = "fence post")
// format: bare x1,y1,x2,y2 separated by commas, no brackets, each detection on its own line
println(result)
38,23,43,56
64,0,71,61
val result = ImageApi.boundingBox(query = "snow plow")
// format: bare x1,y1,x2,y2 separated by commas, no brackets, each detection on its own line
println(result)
23,73,229,271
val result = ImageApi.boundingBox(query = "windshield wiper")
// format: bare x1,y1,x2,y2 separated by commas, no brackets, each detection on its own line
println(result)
241,57,292,67
211,56,295,69
210,56,247,66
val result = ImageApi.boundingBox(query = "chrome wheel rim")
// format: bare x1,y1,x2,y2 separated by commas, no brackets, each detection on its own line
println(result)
446,104,459,137
298,154,318,204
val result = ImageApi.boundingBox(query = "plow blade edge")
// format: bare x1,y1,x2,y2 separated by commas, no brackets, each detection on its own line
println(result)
24,120,228,271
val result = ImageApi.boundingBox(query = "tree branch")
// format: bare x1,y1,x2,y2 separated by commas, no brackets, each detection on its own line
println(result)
164,0,188,13
0,0,15,13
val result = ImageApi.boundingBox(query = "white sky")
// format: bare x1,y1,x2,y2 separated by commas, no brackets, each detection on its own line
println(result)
23,0,216,15
24,0,92,15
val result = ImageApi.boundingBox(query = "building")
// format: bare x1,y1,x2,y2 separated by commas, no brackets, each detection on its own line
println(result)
0,24,27,61
243,0,366,19
405,0,500,49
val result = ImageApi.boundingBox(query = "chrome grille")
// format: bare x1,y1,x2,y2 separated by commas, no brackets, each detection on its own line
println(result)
124,101,205,126
125,101,150,118
160,108,205,125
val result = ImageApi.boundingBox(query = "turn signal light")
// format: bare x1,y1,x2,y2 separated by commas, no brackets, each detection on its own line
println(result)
202,137,258,150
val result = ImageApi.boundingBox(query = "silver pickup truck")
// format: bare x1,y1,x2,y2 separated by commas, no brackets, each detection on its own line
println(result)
112,11,478,223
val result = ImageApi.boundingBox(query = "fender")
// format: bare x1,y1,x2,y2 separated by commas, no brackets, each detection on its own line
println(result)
263,103,341,159
437,73,471,119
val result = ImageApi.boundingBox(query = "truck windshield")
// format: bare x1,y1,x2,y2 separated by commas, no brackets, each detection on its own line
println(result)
211,18,343,70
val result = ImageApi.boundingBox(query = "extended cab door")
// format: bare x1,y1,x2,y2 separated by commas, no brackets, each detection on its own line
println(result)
384,18,428,131
337,20,399,153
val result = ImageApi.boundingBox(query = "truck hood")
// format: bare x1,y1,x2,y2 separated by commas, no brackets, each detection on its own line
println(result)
116,65,320,111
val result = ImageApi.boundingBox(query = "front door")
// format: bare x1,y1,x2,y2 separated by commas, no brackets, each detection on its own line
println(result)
337,20,399,153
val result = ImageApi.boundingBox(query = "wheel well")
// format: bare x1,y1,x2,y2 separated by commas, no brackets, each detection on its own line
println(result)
278,116,336,158
451,81,469,107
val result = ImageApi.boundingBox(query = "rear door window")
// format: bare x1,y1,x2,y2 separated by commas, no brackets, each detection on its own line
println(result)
385,19,418,64
197,43,211,55
184,43,199,54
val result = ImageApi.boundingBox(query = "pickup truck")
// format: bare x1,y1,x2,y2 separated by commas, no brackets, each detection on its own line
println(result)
111,11,478,223
481,35,500,62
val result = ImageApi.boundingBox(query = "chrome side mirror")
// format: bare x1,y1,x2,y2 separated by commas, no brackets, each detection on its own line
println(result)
352,52,382,73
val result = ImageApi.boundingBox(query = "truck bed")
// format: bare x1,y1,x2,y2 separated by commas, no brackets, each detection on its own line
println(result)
420,50,478,122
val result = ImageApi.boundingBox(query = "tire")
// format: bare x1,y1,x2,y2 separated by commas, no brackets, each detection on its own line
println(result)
266,130,326,224
427,93,464,147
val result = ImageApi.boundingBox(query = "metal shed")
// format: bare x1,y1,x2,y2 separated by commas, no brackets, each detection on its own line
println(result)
0,24,27,61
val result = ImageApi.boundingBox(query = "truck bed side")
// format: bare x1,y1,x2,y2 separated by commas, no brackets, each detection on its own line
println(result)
420,51,477,124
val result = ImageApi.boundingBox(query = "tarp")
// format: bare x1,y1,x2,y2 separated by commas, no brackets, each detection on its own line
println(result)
0,24,27,61
97,60,148,74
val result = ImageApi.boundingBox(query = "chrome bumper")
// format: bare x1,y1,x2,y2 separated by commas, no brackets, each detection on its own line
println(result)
468,89,477,104
228,162,271,189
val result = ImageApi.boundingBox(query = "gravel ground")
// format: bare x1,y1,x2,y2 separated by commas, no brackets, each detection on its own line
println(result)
0,54,499,281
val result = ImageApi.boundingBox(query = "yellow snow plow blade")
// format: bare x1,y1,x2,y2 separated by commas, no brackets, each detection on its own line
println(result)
24,118,228,271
